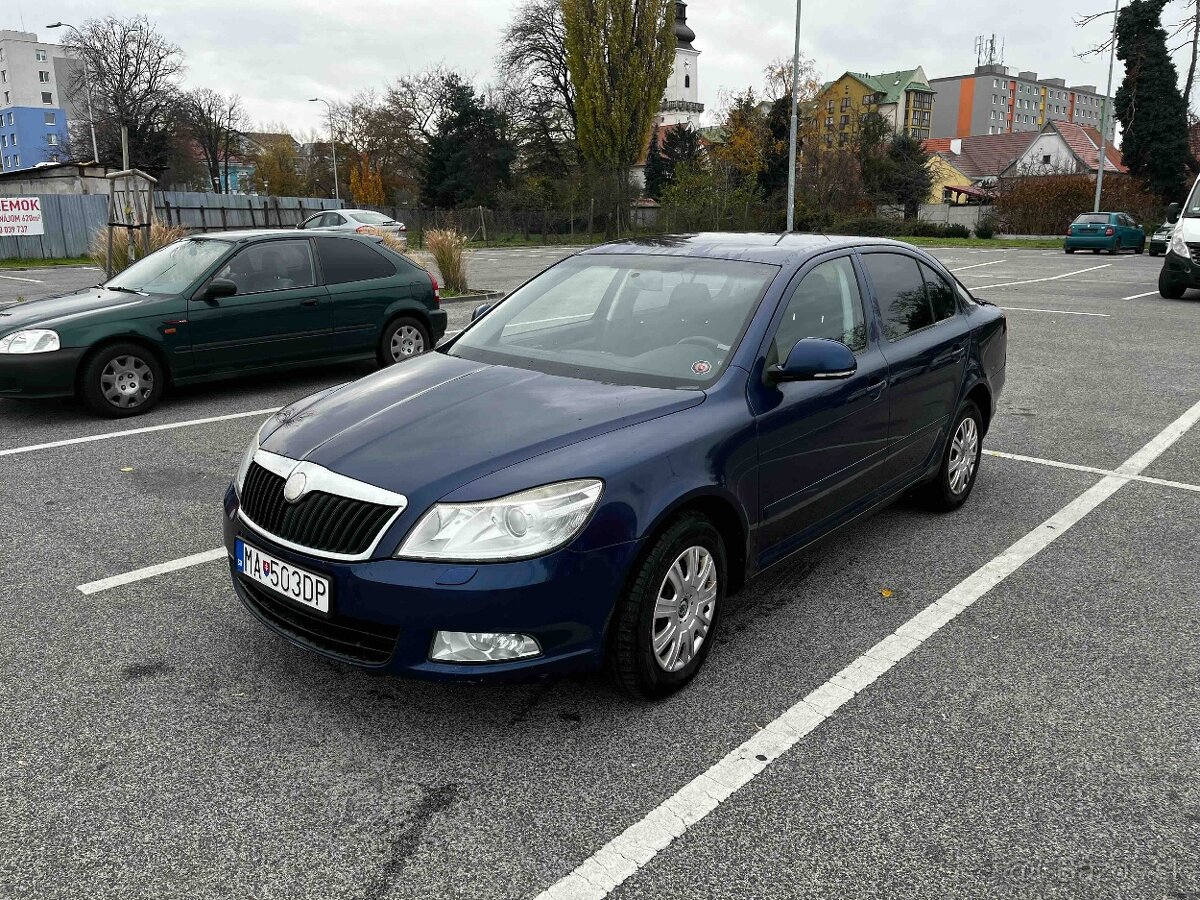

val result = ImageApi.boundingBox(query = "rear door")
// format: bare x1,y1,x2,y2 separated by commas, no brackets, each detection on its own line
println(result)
314,237,421,353
187,239,332,371
859,250,970,486
750,253,892,564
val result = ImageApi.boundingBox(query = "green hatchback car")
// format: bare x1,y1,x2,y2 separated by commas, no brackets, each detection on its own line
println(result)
0,231,447,417
1064,212,1146,255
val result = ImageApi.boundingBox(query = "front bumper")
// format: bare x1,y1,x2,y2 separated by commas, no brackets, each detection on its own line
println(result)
1160,249,1200,288
222,485,640,681
0,347,84,399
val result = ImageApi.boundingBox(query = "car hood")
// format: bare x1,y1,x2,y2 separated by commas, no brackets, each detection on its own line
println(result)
261,351,705,499
0,287,161,332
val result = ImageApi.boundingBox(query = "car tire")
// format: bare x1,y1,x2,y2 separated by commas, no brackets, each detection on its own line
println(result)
1150,250,1160,257
1065,247,1075,254
1159,269,1187,300
609,512,725,701
1109,239,1122,255
378,315,431,366
1092,249,1101,254
79,343,165,418
1134,243,1144,255
917,401,983,512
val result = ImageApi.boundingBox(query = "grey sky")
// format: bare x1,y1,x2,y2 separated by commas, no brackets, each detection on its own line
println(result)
8,0,1190,134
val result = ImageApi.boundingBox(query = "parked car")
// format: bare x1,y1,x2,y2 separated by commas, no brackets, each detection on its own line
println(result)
1064,212,1145,255
299,209,407,247
1159,187,1200,298
0,231,444,417
1148,220,1173,257
224,234,1007,699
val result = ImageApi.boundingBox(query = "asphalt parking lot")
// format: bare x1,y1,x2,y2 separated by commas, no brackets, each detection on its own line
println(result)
1,244,1197,900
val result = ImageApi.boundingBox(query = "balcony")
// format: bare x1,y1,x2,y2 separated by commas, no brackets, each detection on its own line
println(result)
660,100,705,114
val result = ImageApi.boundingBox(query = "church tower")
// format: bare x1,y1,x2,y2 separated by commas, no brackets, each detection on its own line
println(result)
658,2,704,128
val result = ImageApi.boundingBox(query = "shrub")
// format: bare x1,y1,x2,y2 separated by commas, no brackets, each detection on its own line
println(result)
90,221,190,274
973,217,997,240
907,220,946,237
943,223,972,239
361,227,409,255
425,228,468,293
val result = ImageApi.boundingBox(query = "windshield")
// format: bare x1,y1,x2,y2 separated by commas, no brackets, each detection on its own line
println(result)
106,238,232,293
1073,214,1110,225
351,211,393,225
447,254,779,389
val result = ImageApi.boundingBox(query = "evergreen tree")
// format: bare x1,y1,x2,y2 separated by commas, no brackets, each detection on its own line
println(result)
644,127,668,199
759,93,792,198
421,75,516,208
662,123,703,183
883,132,934,220
1114,0,1195,203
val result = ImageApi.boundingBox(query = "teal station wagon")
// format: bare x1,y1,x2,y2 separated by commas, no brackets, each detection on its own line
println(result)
1064,212,1146,255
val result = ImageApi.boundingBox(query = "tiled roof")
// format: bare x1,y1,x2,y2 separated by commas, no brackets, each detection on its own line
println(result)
923,132,1038,180
1059,122,1126,173
822,69,933,105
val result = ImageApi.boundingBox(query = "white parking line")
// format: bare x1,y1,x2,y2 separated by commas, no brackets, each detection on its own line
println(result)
1121,290,1159,301
535,398,1200,900
972,264,1111,291
0,273,43,283
984,449,1200,493
949,260,1004,272
78,548,226,595
0,407,281,458
998,306,1110,317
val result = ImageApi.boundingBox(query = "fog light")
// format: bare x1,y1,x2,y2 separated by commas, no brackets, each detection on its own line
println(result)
429,631,542,663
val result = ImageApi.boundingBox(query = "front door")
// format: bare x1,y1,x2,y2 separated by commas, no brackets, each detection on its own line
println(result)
187,239,332,371
859,250,970,486
751,254,892,566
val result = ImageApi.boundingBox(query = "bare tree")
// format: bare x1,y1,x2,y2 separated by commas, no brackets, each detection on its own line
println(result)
763,54,822,104
181,89,247,193
59,16,185,172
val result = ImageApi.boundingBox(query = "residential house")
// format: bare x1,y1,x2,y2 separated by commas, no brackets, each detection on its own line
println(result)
805,68,935,150
1000,121,1126,177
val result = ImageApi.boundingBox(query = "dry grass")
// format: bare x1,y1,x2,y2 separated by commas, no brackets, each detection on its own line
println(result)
360,227,410,255
425,228,468,293
90,222,191,274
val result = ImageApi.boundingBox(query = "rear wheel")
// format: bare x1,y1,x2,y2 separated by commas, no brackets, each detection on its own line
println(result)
1109,239,1122,255
610,513,725,700
377,315,431,366
1065,247,1075,254
1092,248,1101,254
1159,268,1187,300
79,343,164,418
916,401,983,512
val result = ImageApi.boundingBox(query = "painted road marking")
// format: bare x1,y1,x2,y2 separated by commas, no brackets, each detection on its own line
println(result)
972,264,1111,291
78,548,226,595
0,407,281,458
949,260,1005,272
999,306,1110,317
984,449,1200,494
534,398,1200,900
0,273,43,283
1121,290,1159,301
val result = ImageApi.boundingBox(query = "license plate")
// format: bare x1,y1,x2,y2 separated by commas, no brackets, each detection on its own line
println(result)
236,539,330,614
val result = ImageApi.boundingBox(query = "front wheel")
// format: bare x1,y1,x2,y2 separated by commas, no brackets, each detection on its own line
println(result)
1159,268,1187,300
916,401,983,512
610,513,725,700
79,343,165,418
377,315,431,366
1134,243,1145,255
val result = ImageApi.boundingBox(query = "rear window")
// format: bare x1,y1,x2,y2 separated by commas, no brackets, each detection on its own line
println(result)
315,237,396,284
350,211,393,225
1074,214,1110,224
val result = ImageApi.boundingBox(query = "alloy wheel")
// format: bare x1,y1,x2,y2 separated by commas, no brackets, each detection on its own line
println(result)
100,354,155,409
948,416,979,495
651,546,717,673
390,325,425,361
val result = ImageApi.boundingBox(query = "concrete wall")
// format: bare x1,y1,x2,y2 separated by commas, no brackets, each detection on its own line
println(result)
878,203,985,229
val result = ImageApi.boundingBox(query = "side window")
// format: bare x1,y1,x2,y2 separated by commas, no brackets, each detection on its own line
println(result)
214,241,316,295
919,262,958,323
862,252,933,341
315,237,397,284
773,257,868,361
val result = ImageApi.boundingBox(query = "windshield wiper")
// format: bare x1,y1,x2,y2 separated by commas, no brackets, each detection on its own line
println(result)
105,285,143,294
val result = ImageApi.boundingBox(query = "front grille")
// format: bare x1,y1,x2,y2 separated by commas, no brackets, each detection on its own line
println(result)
1187,242,1200,265
240,461,399,556
239,578,399,665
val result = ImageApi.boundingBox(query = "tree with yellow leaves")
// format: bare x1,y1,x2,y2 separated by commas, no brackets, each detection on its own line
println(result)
349,152,387,207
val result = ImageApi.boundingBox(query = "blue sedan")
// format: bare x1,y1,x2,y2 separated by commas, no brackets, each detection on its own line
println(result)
223,234,1007,699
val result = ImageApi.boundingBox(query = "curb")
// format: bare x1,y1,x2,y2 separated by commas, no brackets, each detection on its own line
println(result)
441,289,505,305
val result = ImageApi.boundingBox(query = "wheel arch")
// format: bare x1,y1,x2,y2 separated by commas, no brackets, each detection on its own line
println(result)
964,380,994,437
638,487,751,596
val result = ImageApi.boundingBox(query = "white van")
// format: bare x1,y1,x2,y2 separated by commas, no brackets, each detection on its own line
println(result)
1160,188,1199,298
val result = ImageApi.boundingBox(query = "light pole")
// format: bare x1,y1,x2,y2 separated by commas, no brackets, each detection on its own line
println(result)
309,97,339,202
46,22,100,165
1093,0,1120,213
785,0,803,232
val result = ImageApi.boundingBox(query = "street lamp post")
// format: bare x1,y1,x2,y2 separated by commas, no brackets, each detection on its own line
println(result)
785,0,803,232
1093,0,1120,213
309,97,340,202
46,22,100,165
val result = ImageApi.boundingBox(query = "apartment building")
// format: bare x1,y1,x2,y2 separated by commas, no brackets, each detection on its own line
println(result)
0,30,80,173
807,68,936,149
929,64,1113,140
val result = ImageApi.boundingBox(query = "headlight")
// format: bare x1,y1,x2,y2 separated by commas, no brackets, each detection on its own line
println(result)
1171,229,1189,257
396,479,603,561
0,329,60,354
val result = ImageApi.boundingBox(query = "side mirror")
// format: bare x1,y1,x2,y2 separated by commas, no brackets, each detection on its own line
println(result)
203,278,238,301
1167,202,1181,224
471,303,491,322
768,338,857,383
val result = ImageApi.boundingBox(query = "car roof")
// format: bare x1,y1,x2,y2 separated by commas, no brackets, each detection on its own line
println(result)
580,232,928,267
186,229,369,242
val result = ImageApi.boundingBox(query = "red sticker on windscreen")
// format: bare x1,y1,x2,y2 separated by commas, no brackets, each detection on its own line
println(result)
691,360,712,376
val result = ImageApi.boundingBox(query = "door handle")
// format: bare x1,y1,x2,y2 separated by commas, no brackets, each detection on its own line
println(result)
300,298,320,307
867,380,887,399
933,345,966,367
